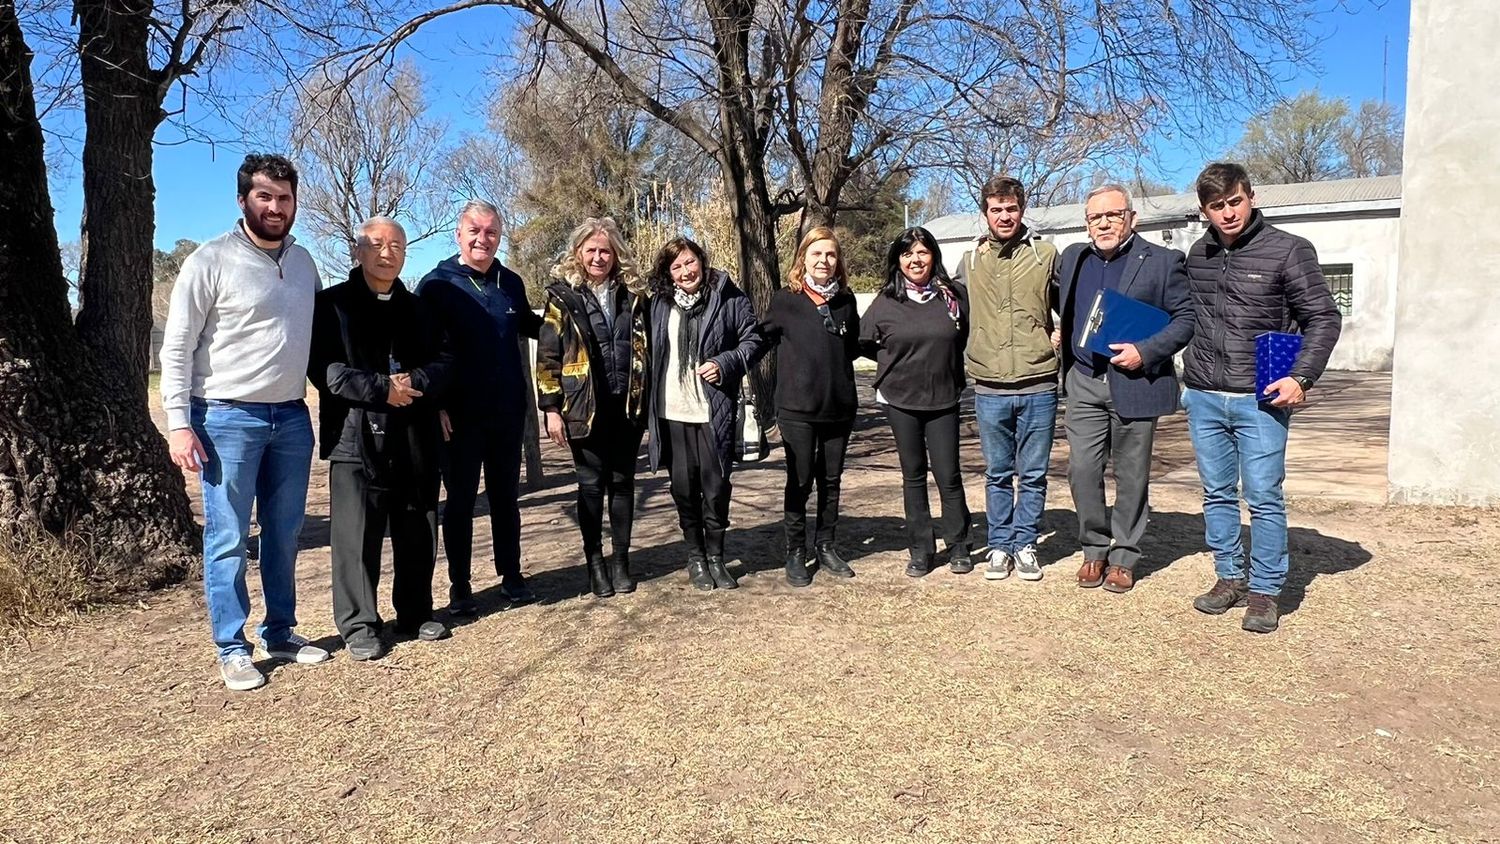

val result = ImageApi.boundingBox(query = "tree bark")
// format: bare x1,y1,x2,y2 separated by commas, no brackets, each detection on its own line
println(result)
71,0,164,396
703,0,781,418
518,334,543,490
0,2,198,591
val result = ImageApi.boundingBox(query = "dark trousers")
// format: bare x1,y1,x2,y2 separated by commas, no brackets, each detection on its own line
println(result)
666,420,730,555
569,397,645,558
780,417,852,550
886,403,970,559
1064,368,1158,569
441,414,522,586
329,461,438,642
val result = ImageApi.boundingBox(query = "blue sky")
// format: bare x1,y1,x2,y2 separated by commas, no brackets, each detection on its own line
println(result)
43,1,1410,280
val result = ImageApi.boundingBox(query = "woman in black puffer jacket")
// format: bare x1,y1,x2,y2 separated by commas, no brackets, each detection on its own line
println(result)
646,237,766,592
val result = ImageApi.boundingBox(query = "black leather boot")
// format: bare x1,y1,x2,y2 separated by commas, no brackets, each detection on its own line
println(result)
686,553,716,591
585,553,614,599
785,546,812,587
815,541,854,578
610,551,636,594
706,555,738,589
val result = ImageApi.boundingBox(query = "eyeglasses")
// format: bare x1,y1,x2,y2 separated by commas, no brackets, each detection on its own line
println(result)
1085,208,1131,227
815,302,846,336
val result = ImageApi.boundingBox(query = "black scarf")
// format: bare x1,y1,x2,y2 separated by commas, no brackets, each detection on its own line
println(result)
672,287,708,385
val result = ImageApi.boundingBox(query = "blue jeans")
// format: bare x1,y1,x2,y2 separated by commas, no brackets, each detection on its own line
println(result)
192,399,314,660
1182,389,1292,596
974,391,1057,553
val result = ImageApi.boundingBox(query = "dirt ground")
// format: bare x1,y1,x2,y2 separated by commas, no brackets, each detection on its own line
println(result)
1,373,1497,843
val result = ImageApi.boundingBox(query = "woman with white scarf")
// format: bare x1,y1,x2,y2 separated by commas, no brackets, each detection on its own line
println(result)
759,226,862,587
645,238,765,591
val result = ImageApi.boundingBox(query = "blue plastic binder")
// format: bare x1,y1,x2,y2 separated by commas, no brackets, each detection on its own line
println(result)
1256,332,1304,398
1080,288,1171,358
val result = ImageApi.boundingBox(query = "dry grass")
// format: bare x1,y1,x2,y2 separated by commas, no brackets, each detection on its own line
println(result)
0,523,97,631
2,379,1498,842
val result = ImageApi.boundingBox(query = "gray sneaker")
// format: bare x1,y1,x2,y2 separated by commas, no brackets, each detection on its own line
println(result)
219,654,266,691
1015,545,1043,581
983,549,1013,581
256,633,331,664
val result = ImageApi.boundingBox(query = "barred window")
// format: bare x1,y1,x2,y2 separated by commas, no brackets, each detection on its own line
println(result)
1321,263,1354,317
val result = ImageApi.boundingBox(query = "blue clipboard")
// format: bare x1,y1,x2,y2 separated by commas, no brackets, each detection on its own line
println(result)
1080,288,1170,358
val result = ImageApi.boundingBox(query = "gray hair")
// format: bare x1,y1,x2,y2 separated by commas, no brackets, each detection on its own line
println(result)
355,215,407,248
1086,183,1134,209
457,199,502,223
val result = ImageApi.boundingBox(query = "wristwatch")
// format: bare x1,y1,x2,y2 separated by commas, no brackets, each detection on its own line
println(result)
1293,375,1313,391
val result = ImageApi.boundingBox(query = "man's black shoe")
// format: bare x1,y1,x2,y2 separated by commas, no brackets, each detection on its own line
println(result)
500,573,537,604
347,636,385,661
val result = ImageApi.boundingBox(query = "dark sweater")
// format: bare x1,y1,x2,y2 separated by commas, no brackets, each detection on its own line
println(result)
415,256,540,421
1067,237,1134,377
308,269,450,479
761,288,861,423
860,287,969,411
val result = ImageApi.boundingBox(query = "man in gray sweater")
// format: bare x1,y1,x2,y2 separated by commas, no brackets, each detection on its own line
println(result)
159,153,331,691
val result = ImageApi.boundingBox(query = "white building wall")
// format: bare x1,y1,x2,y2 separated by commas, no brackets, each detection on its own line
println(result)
1387,0,1500,506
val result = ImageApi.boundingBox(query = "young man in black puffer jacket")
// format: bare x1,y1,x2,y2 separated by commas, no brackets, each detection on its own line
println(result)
1181,162,1342,634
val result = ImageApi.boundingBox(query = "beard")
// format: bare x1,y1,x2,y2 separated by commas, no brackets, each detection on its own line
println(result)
243,207,294,243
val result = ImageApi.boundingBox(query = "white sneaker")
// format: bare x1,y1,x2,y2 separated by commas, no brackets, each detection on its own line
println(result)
1015,545,1043,581
983,549,1013,581
256,633,331,664
219,654,266,691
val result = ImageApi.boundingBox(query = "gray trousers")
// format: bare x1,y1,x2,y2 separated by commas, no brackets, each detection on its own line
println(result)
1064,368,1158,569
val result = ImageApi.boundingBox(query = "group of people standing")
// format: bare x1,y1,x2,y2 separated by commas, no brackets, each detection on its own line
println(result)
160,153,1340,692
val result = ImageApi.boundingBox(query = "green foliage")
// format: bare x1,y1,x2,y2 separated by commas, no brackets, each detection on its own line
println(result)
1232,91,1403,184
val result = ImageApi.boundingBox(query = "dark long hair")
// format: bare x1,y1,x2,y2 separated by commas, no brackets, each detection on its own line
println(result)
650,237,711,296
880,226,954,302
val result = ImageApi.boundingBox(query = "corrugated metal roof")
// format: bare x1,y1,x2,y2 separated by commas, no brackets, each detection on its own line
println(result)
924,174,1402,240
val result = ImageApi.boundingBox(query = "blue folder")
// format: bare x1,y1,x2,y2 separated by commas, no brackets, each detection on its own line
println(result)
1080,288,1170,358
1255,332,1304,398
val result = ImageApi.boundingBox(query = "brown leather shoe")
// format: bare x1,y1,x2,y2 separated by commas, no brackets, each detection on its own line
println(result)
1103,565,1134,593
1077,558,1106,588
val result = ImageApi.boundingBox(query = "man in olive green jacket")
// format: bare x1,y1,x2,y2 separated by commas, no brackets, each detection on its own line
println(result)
953,175,1060,582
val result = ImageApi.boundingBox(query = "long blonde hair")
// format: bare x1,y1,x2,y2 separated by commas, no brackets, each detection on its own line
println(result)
550,217,646,296
784,225,848,293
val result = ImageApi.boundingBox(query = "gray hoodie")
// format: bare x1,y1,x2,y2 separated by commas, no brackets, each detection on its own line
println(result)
158,223,322,429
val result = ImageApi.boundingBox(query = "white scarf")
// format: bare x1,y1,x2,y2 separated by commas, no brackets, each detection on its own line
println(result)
804,273,840,299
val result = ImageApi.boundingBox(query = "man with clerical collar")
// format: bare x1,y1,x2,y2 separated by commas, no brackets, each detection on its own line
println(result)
309,216,453,660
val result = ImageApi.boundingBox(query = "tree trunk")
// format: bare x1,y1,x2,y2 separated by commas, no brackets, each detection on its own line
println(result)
71,0,163,396
0,2,198,592
704,0,782,420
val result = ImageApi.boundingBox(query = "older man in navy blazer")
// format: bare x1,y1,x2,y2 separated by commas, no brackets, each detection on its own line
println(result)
1057,184,1194,593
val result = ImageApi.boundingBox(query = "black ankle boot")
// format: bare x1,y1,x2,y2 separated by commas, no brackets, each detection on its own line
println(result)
686,553,715,591
706,555,738,589
610,552,636,594
785,546,812,587
585,553,614,598
815,541,854,578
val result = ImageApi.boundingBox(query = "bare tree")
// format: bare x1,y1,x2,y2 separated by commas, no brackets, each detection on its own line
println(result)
290,60,451,276
1340,99,1403,179
1233,91,1351,184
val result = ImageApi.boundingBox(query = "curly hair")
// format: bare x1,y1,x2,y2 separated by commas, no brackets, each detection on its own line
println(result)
237,153,299,197
549,217,646,296
649,237,711,296
784,225,848,292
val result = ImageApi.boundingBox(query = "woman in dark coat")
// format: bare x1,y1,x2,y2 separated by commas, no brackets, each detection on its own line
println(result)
860,226,972,578
646,237,765,591
535,217,651,599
